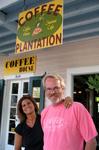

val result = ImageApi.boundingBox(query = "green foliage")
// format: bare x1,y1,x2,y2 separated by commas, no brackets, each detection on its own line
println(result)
86,75,99,93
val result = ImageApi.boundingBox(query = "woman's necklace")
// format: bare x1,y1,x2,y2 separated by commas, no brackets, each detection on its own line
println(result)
26,115,36,128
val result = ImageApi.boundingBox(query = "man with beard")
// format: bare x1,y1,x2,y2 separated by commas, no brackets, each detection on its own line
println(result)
41,74,98,150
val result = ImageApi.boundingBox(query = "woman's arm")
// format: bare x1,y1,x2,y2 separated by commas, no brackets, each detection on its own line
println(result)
63,96,73,108
14,133,22,150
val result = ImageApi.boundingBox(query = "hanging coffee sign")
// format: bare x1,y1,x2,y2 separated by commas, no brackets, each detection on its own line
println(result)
4,56,37,75
16,0,63,53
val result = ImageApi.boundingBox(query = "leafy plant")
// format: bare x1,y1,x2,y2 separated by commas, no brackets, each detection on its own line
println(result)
86,75,99,93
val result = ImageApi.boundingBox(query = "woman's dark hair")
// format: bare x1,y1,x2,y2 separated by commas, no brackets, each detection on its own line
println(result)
17,95,39,122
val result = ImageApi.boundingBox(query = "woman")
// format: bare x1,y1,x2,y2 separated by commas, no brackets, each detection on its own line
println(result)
14,95,43,150
14,95,73,150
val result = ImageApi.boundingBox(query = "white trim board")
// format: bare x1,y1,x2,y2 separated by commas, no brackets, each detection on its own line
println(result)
66,65,99,96
4,73,35,80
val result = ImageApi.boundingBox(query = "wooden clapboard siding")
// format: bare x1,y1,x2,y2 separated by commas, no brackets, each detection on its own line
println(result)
35,37,99,77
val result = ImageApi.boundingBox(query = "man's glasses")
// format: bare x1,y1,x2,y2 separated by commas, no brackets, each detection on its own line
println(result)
45,86,61,93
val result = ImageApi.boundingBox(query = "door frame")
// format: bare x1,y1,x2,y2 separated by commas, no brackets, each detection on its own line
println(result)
66,65,99,148
1,78,29,150
66,65,99,96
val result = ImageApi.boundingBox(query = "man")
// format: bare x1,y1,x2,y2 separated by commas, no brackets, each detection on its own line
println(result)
41,74,98,150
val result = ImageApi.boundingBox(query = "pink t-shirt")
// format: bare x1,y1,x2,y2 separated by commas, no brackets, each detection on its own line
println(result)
41,102,98,150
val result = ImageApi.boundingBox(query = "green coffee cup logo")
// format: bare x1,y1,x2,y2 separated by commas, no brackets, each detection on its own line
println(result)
18,12,62,41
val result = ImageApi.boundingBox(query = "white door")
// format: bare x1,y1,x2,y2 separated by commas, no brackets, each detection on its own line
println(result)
5,79,29,150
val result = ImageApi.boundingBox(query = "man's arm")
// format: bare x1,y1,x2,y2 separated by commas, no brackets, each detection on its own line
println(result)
85,138,97,150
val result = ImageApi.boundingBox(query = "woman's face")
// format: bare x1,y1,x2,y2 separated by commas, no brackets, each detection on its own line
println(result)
21,99,35,115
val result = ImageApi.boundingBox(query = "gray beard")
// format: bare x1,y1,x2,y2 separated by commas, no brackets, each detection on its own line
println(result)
45,96,64,107
49,97,63,105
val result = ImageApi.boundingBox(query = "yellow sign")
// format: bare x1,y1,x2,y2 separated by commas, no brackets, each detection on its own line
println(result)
16,0,63,53
4,56,37,75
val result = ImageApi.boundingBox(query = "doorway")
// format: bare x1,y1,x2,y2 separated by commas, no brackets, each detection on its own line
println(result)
5,79,29,150
66,66,99,148
73,74,99,137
